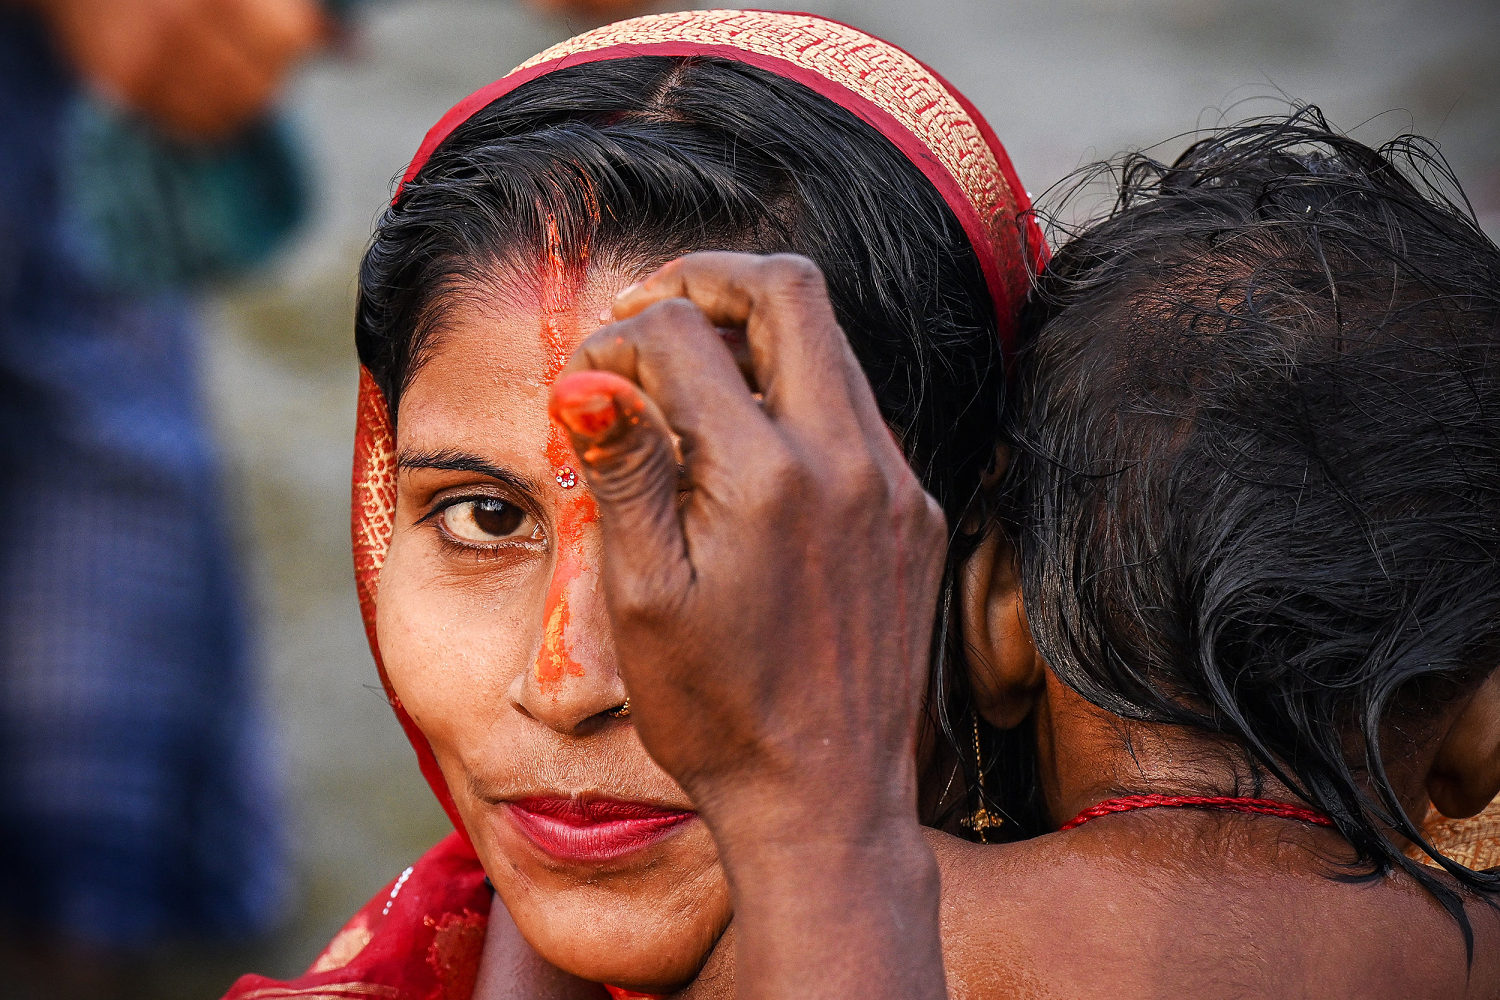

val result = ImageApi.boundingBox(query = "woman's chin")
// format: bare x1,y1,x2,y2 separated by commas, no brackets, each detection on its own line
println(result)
543,937,718,994
514,891,731,992
480,814,733,993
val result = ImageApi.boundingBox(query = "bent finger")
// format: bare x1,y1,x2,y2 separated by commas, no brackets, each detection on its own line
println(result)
549,371,692,625
564,296,776,486
611,252,887,444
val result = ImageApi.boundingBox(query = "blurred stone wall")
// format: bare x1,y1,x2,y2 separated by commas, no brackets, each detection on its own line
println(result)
195,0,1498,992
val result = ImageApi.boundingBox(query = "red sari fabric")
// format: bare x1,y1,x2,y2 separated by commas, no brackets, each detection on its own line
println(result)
226,832,491,1000
225,10,1039,999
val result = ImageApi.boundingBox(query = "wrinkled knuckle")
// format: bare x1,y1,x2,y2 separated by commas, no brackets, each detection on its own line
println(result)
635,299,709,351
759,254,827,297
571,327,609,363
592,303,693,366
646,296,707,329
754,440,803,483
586,433,674,501
573,321,631,371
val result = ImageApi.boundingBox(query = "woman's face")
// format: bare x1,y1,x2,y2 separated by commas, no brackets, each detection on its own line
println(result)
376,260,731,991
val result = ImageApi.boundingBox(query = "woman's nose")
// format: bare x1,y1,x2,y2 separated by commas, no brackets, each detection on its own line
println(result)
508,555,629,733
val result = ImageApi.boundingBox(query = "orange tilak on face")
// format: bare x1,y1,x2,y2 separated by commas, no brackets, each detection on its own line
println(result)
534,215,600,695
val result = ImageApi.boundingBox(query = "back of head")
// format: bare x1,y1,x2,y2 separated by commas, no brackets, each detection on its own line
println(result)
1007,108,1500,921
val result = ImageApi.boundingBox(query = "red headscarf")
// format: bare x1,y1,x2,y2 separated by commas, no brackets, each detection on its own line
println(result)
226,11,1041,1000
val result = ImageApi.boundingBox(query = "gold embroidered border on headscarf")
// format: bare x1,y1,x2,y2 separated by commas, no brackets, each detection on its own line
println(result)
510,10,1024,308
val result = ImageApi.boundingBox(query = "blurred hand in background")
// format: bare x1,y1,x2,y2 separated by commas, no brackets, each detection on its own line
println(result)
30,0,329,141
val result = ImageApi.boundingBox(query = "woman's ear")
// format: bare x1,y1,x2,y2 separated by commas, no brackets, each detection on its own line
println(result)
959,516,1045,731
1426,670,1500,819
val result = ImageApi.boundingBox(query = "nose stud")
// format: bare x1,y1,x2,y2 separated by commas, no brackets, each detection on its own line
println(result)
555,467,578,489
606,698,631,719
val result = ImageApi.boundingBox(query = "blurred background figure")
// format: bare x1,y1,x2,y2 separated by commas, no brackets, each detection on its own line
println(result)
0,2,328,998
1,1,1493,998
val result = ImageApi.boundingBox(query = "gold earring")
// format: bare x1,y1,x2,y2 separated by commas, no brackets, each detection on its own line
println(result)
606,698,631,719
960,713,1003,842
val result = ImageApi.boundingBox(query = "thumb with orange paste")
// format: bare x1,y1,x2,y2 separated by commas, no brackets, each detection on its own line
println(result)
548,370,692,610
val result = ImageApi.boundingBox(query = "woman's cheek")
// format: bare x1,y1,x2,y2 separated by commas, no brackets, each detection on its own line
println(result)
374,539,530,749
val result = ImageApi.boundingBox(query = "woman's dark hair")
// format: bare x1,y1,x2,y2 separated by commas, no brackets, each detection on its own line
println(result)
354,55,1025,836
1006,106,1500,940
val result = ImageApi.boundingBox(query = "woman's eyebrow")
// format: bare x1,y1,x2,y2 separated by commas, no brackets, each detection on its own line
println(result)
397,447,540,493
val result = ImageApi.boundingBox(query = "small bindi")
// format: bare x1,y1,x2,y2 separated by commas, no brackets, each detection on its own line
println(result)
555,467,579,489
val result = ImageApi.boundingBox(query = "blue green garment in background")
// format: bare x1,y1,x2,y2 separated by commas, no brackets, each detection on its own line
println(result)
60,101,308,292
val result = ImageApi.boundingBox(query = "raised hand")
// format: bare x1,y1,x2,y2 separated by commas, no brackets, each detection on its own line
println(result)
550,252,947,1000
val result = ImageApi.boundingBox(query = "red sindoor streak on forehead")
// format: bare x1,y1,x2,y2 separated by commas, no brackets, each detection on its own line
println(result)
535,213,599,696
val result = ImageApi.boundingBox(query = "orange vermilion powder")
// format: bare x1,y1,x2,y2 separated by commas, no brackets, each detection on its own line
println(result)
532,212,599,694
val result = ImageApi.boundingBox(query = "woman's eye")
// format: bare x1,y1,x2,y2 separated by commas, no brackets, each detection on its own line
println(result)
438,498,543,545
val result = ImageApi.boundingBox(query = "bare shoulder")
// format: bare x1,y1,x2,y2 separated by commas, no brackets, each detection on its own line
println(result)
924,824,1500,1000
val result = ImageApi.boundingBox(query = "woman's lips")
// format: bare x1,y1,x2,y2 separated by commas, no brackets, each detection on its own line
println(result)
505,796,696,864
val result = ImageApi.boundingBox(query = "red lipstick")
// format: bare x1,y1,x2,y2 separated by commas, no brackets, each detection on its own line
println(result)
506,797,695,864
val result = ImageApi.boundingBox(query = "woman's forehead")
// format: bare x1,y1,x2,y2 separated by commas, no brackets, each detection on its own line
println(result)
396,264,635,441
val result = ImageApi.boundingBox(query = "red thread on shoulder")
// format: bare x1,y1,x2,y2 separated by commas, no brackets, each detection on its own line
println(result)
1060,794,1335,832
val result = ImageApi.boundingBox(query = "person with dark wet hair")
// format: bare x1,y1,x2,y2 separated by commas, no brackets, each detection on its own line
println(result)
576,108,1500,998
1003,105,1500,914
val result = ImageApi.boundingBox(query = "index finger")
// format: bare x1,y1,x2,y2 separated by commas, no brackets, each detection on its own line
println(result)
611,253,884,439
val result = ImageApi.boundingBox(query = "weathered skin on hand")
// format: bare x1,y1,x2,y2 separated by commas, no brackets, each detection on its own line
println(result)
555,252,951,1000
